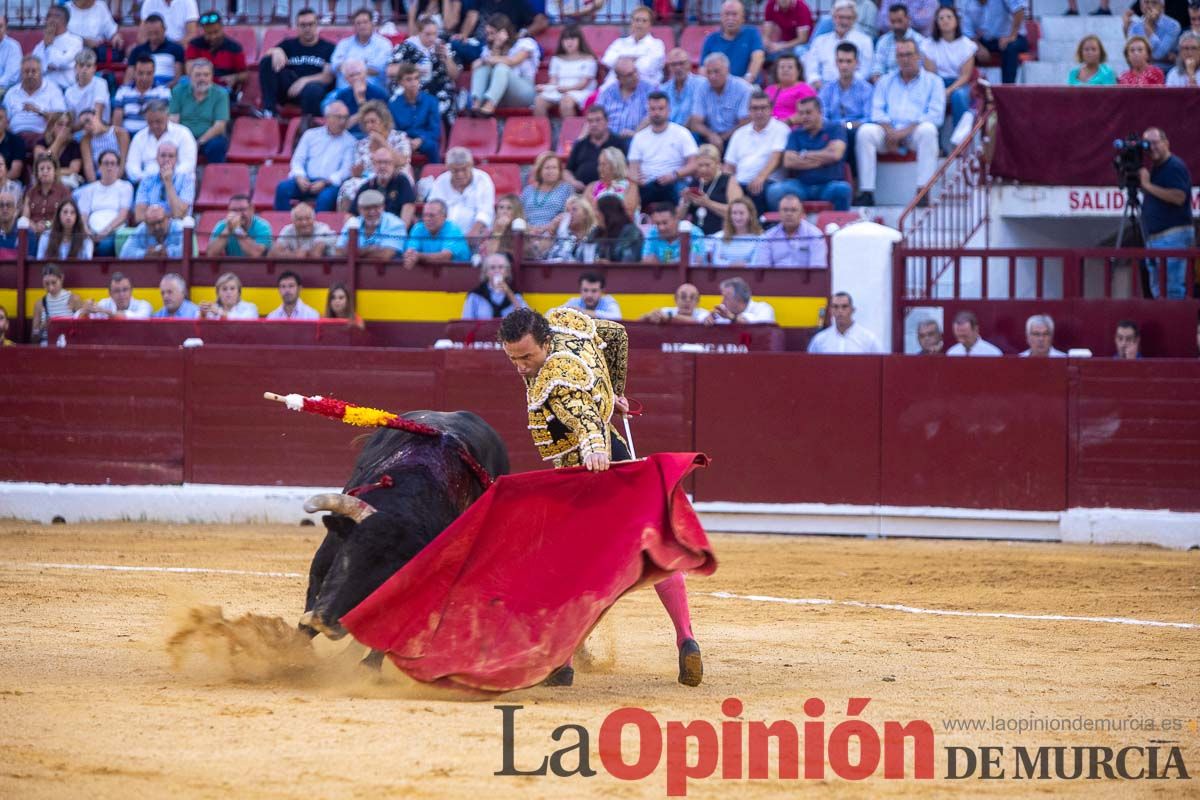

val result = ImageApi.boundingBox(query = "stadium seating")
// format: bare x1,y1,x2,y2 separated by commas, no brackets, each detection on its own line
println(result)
278,116,309,160
814,211,863,232
195,163,251,211
651,26,676,47
257,210,293,232
251,162,292,208
226,117,282,163
194,210,222,251
533,27,560,55
316,211,345,230
14,29,42,54
225,26,259,62
679,26,718,65
582,26,623,59
557,116,586,157
447,117,499,158
492,117,551,164
479,164,523,197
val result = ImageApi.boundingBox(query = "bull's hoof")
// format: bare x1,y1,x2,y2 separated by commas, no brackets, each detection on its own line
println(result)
298,611,347,640
678,638,703,687
542,666,574,687
360,649,386,671
298,622,320,639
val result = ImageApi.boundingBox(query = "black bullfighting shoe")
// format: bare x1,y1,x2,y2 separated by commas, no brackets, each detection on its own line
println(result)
543,665,574,687
678,639,703,687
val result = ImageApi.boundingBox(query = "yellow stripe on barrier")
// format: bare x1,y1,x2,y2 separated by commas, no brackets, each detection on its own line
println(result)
17,288,824,328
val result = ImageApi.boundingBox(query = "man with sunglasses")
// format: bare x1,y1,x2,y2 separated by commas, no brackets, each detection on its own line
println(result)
185,11,248,92
257,7,335,118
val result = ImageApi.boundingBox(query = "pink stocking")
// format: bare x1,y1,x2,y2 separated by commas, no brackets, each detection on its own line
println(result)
654,572,695,647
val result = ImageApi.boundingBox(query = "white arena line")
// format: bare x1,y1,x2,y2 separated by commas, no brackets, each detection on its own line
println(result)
708,591,1200,630
5,563,1196,630
4,562,305,579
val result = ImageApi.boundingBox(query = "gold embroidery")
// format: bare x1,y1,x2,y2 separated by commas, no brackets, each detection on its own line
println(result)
523,307,629,465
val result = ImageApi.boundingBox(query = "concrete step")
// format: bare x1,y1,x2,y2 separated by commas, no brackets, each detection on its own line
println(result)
1038,15,1126,44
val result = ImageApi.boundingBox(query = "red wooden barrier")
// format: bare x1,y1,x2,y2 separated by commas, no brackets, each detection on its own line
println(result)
2,347,1199,512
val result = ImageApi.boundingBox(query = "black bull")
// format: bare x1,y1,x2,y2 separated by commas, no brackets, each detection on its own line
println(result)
300,410,510,640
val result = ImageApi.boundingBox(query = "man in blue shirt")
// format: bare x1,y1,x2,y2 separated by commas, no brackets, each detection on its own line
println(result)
126,14,185,87
660,48,706,129
120,205,187,258
564,271,622,320
767,96,851,211
701,0,766,83
854,39,943,206
388,63,440,163
819,43,874,180
643,203,706,264
1139,127,1194,299
960,0,1028,84
207,194,272,257
403,199,470,267
152,272,200,319
336,189,407,261
688,53,752,150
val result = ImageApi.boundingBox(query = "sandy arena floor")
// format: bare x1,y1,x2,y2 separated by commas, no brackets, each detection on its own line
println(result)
0,521,1197,798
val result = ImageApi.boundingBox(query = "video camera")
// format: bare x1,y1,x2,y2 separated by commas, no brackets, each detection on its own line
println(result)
1113,135,1149,190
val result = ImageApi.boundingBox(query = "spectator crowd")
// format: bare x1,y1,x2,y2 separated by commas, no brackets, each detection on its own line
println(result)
0,1,1194,348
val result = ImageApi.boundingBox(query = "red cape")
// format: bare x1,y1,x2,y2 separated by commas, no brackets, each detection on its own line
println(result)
340,452,716,692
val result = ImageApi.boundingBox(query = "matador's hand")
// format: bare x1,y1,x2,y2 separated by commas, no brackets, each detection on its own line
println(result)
583,452,610,472
614,395,630,415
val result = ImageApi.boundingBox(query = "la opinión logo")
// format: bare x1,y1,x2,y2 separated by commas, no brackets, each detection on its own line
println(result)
495,697,936,796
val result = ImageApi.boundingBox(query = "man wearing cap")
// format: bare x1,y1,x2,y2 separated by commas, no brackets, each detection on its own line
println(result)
184,11,247,92
336,189,406,261
125,99,197,183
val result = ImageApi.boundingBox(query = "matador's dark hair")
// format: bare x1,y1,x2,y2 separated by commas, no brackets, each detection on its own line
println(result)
498,307,551,346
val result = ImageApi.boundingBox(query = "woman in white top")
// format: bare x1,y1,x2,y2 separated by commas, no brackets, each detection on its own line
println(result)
200,272,259,320
534,26,598,118
37,199,94,261
32,263,85,345
707,197,763,267
469,12,540,116
920,6,979,131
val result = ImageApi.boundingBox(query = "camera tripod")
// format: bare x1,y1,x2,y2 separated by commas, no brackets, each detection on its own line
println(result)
1115,184,1153,297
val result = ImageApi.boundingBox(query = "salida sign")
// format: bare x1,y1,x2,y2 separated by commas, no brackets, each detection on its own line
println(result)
1066,188,1200,213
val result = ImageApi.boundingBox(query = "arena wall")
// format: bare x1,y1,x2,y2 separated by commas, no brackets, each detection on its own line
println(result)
3,347,1198,522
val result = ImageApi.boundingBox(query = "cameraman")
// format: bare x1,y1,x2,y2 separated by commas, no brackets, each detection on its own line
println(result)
1139,127,1195,299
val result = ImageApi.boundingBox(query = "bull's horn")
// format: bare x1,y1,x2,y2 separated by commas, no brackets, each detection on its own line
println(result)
303,493,377,522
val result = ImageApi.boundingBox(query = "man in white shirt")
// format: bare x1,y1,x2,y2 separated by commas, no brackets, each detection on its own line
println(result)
946,309,1003,356
0,15,21,97
1020,314,1066,357
77,272,153,319
599,6,665,88
138,0,200,45
803,0,874,88
32,7,84,91
628,91,699,209
807,291,882,353
426,146,495,238
706,277,777,325
65,50,110,126
266,270,321,320
640,283,708,324
67,0,122,54
125,99,197,182
330,9,392,90
3,56,66,138
723,90,789,213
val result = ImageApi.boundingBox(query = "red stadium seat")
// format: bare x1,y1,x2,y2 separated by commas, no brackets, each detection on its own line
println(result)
260,28,290,53
479,163,522,197
257,210,292,232
878,151,917,163
582,26,622,59
493,107,533,118
278,116,309,160
385,33,408,46
14,29,43,54
226,117,282,163
316,211,346,231
679,26,718,64
323,27,354,44
420,163,448,183
650,26,676,48
1020,19,1040,63
195,163,251,211
225,26,259,62
534,26,560,55
194,210,223,251
238,77,262,112
557,115,586,157
492,116,550,164
447,116,498,158
251,162,291,208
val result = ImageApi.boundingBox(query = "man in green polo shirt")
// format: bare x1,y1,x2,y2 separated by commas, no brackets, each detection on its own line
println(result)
207,194,272,257
168,58,229,163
